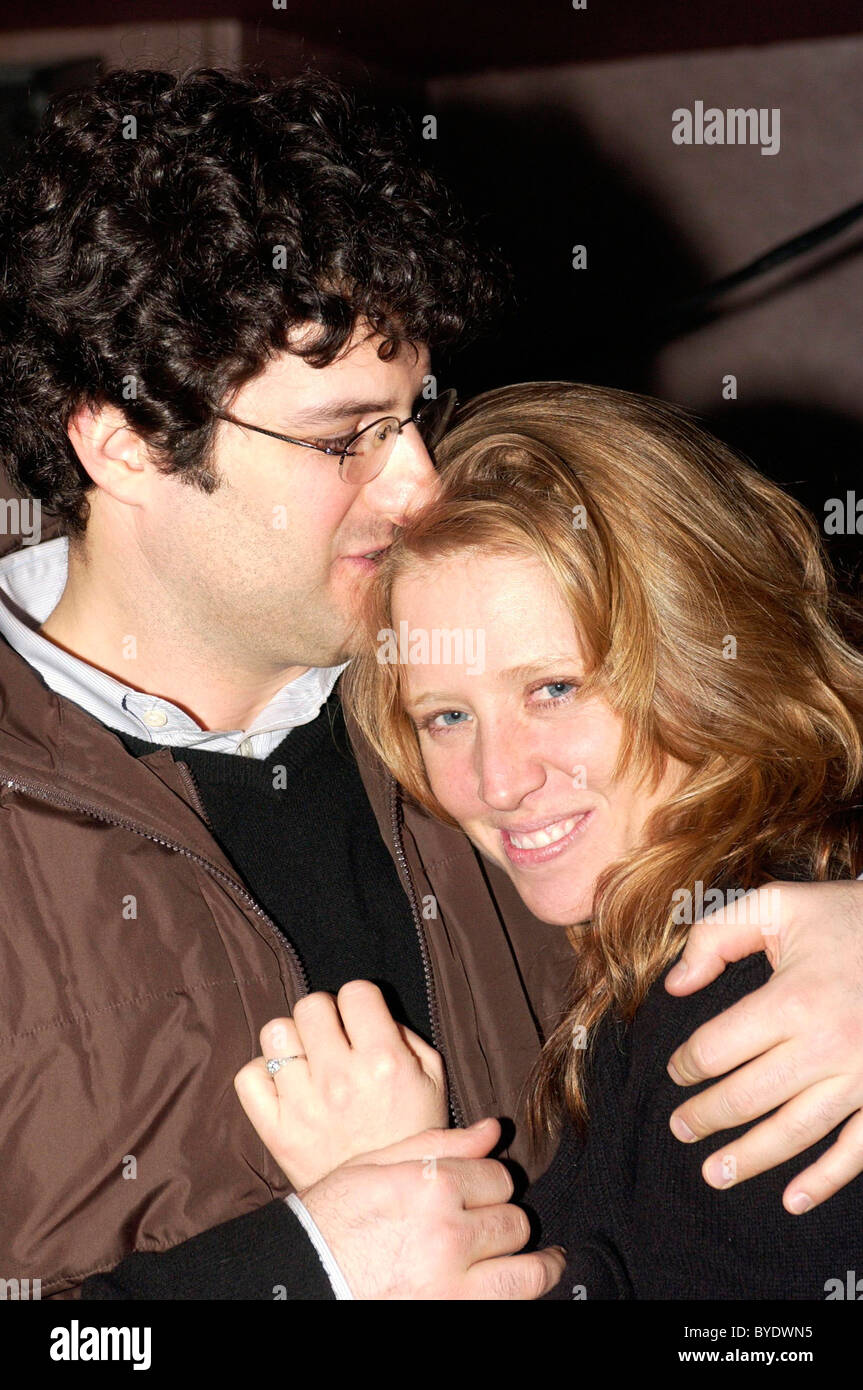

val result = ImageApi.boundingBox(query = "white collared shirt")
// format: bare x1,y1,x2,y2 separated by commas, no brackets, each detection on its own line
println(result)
0,537,347,759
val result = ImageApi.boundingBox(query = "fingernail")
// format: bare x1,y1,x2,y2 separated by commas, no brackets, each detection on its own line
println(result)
669,1114,697,1142
667,1061,685,1084
787,1192,812,1214
705,1154,738,1188
666,961,688,985
466,1118,492,1131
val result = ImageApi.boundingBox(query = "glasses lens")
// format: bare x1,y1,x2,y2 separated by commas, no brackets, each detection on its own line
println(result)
415,389,458,449
341,417,399,484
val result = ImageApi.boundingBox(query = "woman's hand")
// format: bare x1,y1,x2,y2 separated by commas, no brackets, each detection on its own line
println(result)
234,979,448,1190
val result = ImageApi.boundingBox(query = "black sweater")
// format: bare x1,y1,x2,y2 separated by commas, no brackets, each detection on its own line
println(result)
526,952,863,1300
116,688,432,1043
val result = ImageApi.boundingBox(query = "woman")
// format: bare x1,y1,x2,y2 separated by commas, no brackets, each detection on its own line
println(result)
236,382,863,1298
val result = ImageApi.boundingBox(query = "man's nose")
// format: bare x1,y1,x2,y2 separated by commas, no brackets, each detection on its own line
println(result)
476,725,547,811
361,425,441,525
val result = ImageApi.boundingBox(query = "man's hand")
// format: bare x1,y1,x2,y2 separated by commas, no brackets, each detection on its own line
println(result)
299,1119,566,1300
235,981,448,1189
665,879,863,1213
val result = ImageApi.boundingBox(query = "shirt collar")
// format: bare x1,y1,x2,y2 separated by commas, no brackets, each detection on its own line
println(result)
0,536,348,759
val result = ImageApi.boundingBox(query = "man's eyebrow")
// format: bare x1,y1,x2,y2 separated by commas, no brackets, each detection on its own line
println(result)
285,392,422,426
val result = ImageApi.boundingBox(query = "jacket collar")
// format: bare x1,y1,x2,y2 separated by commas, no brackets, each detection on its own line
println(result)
0,633,243,876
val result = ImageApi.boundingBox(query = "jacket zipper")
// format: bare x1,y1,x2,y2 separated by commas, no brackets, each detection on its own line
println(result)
176,760,214,831
388,774,466,1128
1,774,310,998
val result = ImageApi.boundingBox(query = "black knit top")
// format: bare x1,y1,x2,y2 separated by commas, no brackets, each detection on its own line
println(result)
525,953,863,1300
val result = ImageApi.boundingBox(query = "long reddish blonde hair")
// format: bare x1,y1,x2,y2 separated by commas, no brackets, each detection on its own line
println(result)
343,382,863,1135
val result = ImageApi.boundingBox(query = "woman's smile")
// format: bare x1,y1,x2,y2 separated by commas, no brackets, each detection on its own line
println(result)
500,808,594,866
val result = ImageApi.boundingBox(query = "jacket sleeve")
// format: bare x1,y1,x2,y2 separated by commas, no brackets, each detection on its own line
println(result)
80,1198,336,1300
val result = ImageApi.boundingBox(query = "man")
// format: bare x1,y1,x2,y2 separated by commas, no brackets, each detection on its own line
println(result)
0,67,862,1302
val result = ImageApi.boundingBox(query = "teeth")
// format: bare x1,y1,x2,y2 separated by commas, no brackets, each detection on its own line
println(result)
508,816,578,850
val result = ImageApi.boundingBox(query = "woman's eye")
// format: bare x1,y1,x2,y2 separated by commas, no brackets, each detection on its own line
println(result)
434,710,470,728
422,710,471,733
535,681,577,704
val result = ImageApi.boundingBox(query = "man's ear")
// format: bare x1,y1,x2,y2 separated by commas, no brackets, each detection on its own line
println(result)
67,403,152,508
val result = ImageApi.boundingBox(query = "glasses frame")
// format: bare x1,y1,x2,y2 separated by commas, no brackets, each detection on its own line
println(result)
213,387,458,483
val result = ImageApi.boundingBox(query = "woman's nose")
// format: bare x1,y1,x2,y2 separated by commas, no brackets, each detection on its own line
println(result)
476,728,547,810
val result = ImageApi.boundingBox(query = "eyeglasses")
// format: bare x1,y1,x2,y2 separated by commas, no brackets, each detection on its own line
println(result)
213,387,458,485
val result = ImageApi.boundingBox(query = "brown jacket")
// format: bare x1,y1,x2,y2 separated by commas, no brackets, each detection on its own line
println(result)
0,630,571,1298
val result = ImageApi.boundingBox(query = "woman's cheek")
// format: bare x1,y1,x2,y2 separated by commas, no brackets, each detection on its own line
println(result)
558,719,619,791
425,740,475,819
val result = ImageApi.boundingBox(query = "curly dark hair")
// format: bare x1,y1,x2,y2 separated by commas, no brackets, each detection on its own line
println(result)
0,67,508,534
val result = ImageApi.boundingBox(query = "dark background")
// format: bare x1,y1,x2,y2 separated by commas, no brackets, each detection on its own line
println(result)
1,1,861,586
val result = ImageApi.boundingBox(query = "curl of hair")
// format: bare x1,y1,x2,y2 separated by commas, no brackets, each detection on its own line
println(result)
0,66,509,532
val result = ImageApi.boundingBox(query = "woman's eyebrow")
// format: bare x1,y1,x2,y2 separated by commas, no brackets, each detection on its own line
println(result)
404,691,453,710
406,658,579,710
501,656,580,681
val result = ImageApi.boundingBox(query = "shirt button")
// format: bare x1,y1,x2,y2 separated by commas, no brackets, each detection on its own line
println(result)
238,738,254,756
142,709,169,729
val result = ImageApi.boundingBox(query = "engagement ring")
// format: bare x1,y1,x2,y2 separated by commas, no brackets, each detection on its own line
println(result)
266,1055,306,1075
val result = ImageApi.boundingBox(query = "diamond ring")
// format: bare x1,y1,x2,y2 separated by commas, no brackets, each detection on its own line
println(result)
266,1055,307,1076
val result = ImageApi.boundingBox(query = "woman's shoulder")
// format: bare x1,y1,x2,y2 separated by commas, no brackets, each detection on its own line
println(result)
538,948,861,1298
628,950,774,1071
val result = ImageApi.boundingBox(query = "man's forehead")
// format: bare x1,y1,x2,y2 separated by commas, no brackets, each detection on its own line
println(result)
260,327,430,399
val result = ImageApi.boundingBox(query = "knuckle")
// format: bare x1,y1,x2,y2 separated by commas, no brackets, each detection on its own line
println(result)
488,1259,543,1300
365,1047,400,1083
320,1073,352,1111
810,1094,846,1133
262,1015,292,1039
428,1222,464,1274
293,991,330,1020
779,1109,817,1147
673,1103,702,1137
479,1206,527,1253
510,1207,531,1249
836,1125,863,1166
712,1087,748,1128
416,1124,446,1148
523,1258,552,1300
688,915,722,942
431,1166,463,1204
426,1049,446,1080
683,1034,715,1077
775,986,815,1031
338,979,379,1003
